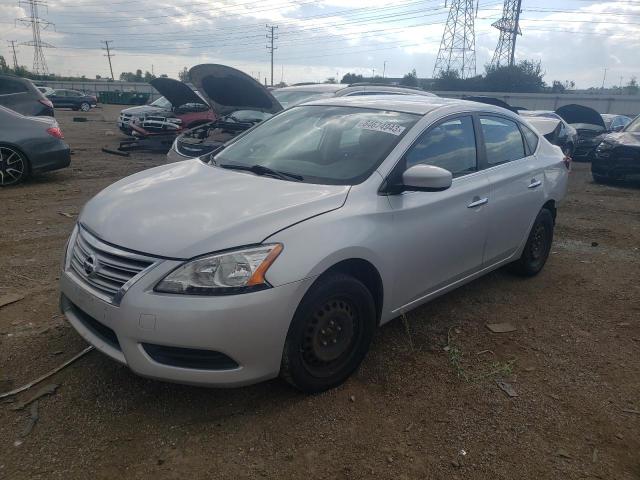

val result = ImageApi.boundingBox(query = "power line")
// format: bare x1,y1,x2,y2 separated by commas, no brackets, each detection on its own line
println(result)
16,0,55,75
490,0,522,67
102,40,114,80
266,24,278,86
434,0,478,79
7,40,19,70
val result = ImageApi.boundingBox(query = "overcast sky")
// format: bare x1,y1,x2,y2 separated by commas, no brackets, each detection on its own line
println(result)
0,0,638,88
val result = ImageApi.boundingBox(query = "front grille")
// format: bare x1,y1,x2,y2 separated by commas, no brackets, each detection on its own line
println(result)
65,296,121,350
68,227,157,303
141,116,182,133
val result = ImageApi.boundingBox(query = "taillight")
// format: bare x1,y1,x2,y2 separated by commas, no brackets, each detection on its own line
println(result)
47,127,64,139
39,98,53,108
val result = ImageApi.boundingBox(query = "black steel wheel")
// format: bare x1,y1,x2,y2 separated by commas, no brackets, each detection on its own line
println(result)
0,145,28,186
281,273,376,393
509,208,554,276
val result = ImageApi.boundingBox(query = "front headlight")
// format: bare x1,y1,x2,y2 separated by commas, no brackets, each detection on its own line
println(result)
155,244,283,295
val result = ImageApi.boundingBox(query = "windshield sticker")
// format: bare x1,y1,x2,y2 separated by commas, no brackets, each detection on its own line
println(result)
355,120,406,136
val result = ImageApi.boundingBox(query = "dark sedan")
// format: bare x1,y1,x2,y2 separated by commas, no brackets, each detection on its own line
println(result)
0,105,70,186
47,89,97,112
0,74,54,117
592,115,640,183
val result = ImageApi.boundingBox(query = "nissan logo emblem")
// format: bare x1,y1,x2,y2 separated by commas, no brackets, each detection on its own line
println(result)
83,254,98,276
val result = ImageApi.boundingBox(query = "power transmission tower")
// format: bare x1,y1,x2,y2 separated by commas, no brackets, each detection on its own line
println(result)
7,40,19,70
16,0,54,75
102,40,115,80
266,25,278,87
433,0,477,79
490,0,522,68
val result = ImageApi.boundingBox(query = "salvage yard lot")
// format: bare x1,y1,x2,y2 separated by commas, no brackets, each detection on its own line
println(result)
1,105,639,479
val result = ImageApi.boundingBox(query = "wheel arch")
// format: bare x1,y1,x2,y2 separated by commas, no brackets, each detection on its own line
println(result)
0,142,31,174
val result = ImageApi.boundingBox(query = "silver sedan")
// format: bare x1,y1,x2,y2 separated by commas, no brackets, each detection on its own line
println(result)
60,96,568,393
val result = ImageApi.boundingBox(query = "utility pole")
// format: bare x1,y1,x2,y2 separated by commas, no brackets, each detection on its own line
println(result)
601,68,608,90
382,61,387,79
433,0,477,79
102,40,115,80
266,25,278,87
490,0,522,68
16,0,54,76
372,68,375,78
7,40,19,70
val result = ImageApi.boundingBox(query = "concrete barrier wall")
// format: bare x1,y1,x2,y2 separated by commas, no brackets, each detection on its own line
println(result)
35,80,640,116
434,91,640,117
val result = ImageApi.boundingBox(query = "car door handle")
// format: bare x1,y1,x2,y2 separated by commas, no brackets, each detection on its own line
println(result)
467,197,488,208
528,179,542,189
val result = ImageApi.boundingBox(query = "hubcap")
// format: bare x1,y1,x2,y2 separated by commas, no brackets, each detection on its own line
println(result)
0,146,25,186
302,298,358,374
530,224,547,260
81,103,90,111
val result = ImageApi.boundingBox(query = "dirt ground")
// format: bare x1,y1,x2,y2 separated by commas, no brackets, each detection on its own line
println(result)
1,105,639,480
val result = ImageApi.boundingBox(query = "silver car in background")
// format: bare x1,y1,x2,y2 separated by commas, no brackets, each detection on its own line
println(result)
60,96,568,393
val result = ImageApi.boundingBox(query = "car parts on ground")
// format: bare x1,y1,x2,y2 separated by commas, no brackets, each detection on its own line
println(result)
0,105,70,186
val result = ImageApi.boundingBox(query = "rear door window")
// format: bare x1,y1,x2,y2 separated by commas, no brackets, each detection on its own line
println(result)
521,124,539,154
0,79,28,95
405,116,477,177
480,116,526,166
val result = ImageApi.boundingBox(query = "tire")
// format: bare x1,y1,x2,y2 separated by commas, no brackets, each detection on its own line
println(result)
509,208,554,277
0,145,29,187
280,273,377,393
592,173,609,184
79,102,91,112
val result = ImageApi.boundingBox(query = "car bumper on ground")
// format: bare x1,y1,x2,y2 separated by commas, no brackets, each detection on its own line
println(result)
59,264,313,387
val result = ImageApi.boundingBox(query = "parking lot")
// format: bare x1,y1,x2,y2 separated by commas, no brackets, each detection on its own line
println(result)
1,104,639,479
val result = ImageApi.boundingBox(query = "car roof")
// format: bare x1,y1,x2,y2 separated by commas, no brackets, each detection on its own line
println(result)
300,95,519,117
275,84,348,93
334,85,436,97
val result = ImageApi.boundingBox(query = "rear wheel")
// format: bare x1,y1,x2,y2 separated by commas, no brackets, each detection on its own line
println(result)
509,208,554,277
280,273,376,393
79,102,91,112
0,145,28,186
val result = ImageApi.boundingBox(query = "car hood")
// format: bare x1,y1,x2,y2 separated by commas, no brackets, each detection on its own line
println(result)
149,78,204,109
79,160,349,259
189,64,283,116
121,104,167,116
556,104,605,129
602,131,640,148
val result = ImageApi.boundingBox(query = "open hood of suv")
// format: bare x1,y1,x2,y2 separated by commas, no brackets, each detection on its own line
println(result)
556,104,605,128
189,64,283,116
149,78,204,109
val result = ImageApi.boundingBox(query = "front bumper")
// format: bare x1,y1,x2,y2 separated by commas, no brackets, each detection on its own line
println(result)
60,263,314,387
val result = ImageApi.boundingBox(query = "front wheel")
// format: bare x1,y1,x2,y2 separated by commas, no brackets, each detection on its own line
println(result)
280,273,376,393
79,102,91,112
509,208,554,276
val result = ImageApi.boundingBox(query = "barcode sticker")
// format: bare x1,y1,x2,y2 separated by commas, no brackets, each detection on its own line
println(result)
355,120,406,136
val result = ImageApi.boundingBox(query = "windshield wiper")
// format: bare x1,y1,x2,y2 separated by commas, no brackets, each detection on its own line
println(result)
219,163,304,182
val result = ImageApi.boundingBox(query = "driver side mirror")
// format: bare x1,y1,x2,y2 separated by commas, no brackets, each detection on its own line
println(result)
402,164,452,192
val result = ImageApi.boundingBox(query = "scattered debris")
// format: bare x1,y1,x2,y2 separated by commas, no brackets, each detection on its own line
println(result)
592,448,598,464
615,433,624,440
13,440,22,447
386,456,393,464
101,147,130,157
622,409,640,415
0,346,94,399
58,212,76,218
486,323,517,333
556,448,572,459
0,293,24,309
497,381,518,398
10,384,58,411
476,349,495,356
524,367,536,372
617,322,631,327
72,117,87,122
20,401,40,437
349,395,355,403
591,242,599,247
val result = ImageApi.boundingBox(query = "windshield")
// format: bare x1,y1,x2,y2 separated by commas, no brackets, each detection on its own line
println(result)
271,90,335,108
213,105,419,185
626,116,640,132
150,96,171,108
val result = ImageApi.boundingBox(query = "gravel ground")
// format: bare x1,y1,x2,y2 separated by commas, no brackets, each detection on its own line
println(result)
1,105,639,480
